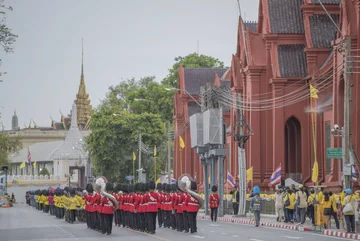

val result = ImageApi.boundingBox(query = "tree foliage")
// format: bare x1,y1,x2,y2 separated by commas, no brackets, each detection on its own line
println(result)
39,167,50,176
0,132,22,167
87,77,169,183
162,53,225,87
0,0,18,77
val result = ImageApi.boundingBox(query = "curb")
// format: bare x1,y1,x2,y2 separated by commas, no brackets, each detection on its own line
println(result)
198,216,312,232
323,230,360,240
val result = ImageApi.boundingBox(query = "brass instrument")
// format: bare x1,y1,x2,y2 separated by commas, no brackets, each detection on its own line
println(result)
93,176,119,209
178,174,204,207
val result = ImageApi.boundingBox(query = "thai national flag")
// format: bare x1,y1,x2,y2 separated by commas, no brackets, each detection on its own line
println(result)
27,148,32,164
170,178,176,184
227,172,236,187
270,164,281,185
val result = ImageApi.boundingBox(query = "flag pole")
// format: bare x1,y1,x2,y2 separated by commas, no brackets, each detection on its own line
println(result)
133,160,135,184
154,155,157,181
180,149,182,174
310,88,319,186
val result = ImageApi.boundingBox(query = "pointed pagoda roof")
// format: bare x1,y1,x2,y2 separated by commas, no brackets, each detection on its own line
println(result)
50,103,87,160
74,39,92,129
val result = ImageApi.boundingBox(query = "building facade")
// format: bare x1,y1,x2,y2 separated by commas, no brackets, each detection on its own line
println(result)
173,0,360,190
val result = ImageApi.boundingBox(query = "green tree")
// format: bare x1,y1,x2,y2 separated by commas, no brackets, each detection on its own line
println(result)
0,0,18,78
39,167,50,176
86,103,167,183
0,132,22,167
162,53,225,87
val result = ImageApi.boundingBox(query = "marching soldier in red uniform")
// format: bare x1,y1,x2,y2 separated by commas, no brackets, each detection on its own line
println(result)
146,180,159,234
156,183,163,228
134,183,140,230
90,188,102,232
175,184,184,232
143,183,149,233
185,181,200,234
182,190,190,233
163,184,172,228
171,184,177,230
115,184,122,227
84,184,95,229
123,185,129,228
101,183,117,235
138,183,145,232
128,184,135,230
209,185,219,222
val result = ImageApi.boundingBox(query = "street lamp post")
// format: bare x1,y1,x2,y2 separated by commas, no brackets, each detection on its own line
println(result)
331,124,352,189
2,165,8,193
164,87,201,106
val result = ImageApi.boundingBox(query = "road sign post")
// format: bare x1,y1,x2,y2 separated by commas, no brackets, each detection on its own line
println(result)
326,148,343,159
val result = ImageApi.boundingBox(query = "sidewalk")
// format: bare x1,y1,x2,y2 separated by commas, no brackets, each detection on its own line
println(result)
197,212,313,232
323,230,360,240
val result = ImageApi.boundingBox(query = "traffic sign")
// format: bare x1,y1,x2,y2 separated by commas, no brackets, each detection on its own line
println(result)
125,175,134,181
326,148,343,159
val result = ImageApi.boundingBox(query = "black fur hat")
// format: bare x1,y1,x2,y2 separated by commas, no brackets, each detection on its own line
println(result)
129,184,134,193
86,183,94,193
134,183,140,192
144,182,149,192
139,183,145,192
171,183,177,192
156,182,162,190
148,180,155,190
211,185,218,192
190,181,197,191
122,184,128,193
106,182,114,192
161,183,166,191
115,184,122,193
165,184,171,193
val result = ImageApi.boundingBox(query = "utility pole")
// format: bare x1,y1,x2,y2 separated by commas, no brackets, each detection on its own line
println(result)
343,37,353,189
167,122,171,184
138,133,142,182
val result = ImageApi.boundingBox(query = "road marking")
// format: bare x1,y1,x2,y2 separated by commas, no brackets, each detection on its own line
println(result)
221,233,227,235
210,224,220,227
250,239,264,241
191,235,205,239
210,230,215,232
233,235,239,237
282,236,303,239
200,229,205,231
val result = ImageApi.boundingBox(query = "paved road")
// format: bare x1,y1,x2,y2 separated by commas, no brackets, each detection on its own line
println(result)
0,205,350,241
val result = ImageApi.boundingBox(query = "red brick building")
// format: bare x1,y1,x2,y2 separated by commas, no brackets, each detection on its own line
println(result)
173,0,360,190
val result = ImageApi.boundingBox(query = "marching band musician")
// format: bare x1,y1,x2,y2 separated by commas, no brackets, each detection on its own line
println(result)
63,189,80,223
146,180,159,234
39,190,44,211
90,186,101,232
84,184,95,229
121,185,127,228
101,183,117,235
134,183,140,230
43,190,49,213
128,184,135,230
163,184,172,228
114,184,122,227
59,189,65,219
138,183,145,232
48,190,55,216
175,184,184,232
123,185,129,228
185,181,200,234
209,185,219,222
171,184,177,230
156,183,164,228
182,188,190,233
143,182,149,232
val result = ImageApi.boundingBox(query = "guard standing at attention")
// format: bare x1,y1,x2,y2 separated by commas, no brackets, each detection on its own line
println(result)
209,185,219,222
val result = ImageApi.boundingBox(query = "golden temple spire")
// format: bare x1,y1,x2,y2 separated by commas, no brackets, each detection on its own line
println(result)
74,38,92,130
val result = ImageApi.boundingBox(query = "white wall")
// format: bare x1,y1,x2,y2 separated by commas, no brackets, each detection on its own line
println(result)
6,183,66,203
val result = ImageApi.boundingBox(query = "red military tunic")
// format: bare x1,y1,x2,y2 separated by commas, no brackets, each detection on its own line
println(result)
101,196,116,214
209,193,219,208
146,191,159,212
176,192,183,213
185,193,200,213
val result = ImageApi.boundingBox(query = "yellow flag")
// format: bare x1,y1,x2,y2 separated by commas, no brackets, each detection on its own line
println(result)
33,161,37,168
309,84,319,99
179,136,185,149
156,178,160,184
20,161,26,169
133,152,136,162
246,167,253,181
311,160,318,184
208,176,210,183
154,145,157,157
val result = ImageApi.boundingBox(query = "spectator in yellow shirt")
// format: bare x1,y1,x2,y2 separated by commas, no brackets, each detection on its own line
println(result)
307,189,316,225
343,189,355,233
284,189,295,223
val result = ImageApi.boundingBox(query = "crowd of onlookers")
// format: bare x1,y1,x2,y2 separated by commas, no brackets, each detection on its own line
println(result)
274,184,357,233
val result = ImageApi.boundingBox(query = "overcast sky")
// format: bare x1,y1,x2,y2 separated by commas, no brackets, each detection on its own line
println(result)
0,0,259,130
